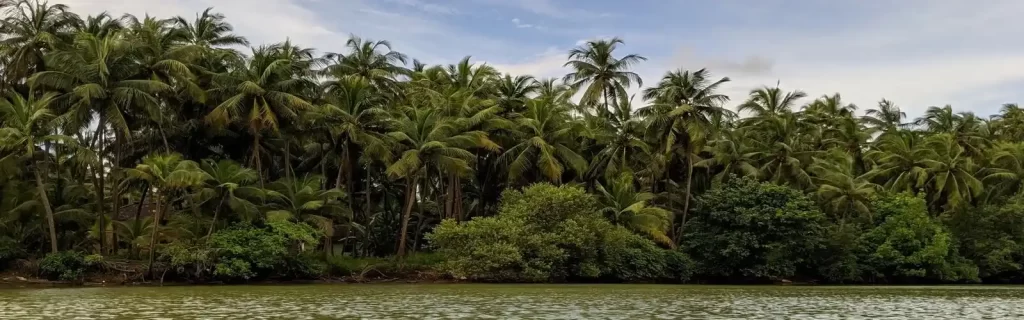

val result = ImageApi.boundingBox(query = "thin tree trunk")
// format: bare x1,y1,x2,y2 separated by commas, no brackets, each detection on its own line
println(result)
147,191,164,277
110,130,124,254
677,158,695,246
95,118,107,254
252,135,265,190
365,163,373,219
134,183,149,258
34,169,58,253
206,195,228,239
396,177,418,258
284,139,293,181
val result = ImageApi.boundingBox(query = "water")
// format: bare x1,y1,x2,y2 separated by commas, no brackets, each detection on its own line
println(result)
2,284,1024,319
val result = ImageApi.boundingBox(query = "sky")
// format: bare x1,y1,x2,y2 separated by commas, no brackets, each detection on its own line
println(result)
62,0,1024,118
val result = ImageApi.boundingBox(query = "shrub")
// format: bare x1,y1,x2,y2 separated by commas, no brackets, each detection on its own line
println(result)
429,183,684,282
0,236,22,268
944,193,1024,282
859,193,978,283
39,251,86,281
685,177,826,282
209,226,289,280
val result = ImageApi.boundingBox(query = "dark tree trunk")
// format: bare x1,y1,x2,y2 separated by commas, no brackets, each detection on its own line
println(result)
396,177,418,258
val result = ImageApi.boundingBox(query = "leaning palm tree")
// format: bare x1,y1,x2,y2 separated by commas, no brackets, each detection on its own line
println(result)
595,172,672,247
498,98,587,185
385,107,498,257
562,37,645,116
125,153,207,274
0,91,67,252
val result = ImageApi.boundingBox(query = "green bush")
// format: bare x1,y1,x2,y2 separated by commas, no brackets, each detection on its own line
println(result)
0,236,22,267
39,251,87,281
325,253,442,278
429,183,687,282
685,176,826,282
945,193,1024,282
859,193,978,283
209,226,289,280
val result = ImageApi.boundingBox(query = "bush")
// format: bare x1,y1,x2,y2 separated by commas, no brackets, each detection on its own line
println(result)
858,193,978,283
945,194,1024,282
684,176,826,282
429,183,686,282
39,251,87,281
0,236,23,268
209,226,289,280
325,253,442,278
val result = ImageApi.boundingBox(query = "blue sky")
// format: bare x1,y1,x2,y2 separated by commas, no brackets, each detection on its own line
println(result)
66,0,1024,118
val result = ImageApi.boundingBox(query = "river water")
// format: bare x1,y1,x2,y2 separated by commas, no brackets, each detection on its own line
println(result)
2,284,1023,319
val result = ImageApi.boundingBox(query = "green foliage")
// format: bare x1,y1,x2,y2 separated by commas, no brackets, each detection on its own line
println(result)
946,194,1024,282
858,193,978,283
204,220,321,281
0,236,24,266
685,176,826,281
39,251,86,281
429,183,688,282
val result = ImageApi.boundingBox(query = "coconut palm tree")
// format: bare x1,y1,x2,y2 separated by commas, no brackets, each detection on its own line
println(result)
321,36,408,95
915,105,959,133
737,86,806,119
498,98,587,185
595,172,672,246
562,37,645,116
0,91,67,252
205,43,315,183
982,142,1024,201
0,0,80,83
264,175,347,253
862,99,906,136
198,159,261,237
385,107,497,257
918,134,984,211
125,153,207,274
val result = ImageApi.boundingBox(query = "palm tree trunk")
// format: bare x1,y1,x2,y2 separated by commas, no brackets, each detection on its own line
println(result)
396,176,418,258
34,168,58,253
284,139,293,181
252,135,265,189
364,164,373,219
95,117,107,254
110,130,125,254
147,190,165,277
206,195,228,239
677,158,695,246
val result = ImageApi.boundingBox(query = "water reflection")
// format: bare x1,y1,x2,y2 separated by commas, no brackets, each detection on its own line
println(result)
1,284,1023,319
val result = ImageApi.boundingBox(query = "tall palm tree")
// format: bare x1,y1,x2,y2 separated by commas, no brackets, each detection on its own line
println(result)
125,153,207,274
31,31,172,253
915,105,959,133
562,37,645,116
173,8,248,49
737,86,806,119
321,36,408,95
205,43,315,183
0,0,80,83
494,74,538,114
918,134,983,211
0,91,66,252
385,107,497,257
862,99,906,136
861,131,928,192
499,98,587,184
810,153,877,222
695,127,759,185
982,142,1024,201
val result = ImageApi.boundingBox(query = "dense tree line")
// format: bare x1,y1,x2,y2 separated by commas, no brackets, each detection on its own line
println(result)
2,0,1024,283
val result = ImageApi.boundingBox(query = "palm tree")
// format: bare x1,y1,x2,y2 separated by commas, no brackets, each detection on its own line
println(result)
737,86,807,119
494,74,538,114
205,43,315,183
31,30,172,253
811,153,877,222
385,107,497,257
562,37,645,116
125,153,207,274
861,131,928,192
862,99,906,136
0,91,66,252
0,0,80,83
198,159,261,237
918,134,983,211
173,8,248,49
321,36,408,95
982,142,1024,201
915,105,959,133
695,127,759,185
498,98,587,184
265,175,347,253
595,172,671,247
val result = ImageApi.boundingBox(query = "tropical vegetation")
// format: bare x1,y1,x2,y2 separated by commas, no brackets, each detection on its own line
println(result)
2,1,1024,284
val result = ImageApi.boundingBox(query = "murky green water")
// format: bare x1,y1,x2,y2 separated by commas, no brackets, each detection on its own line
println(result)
2,284,1024,319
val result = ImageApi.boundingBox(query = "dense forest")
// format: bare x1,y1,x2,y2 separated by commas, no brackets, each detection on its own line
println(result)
2,0,1024,284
